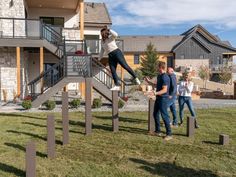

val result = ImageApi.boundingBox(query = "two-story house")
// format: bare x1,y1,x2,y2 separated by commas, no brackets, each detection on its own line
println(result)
120,25,236,81
0,0,112,101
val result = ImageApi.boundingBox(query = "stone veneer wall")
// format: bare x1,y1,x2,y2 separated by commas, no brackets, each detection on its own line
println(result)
0,48,17,101
0,0,26,37
175,59,209,74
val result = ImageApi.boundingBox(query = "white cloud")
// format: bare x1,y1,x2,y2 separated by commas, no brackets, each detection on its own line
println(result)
87,0,236,28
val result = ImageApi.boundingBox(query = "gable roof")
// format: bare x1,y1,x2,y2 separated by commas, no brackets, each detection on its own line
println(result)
174,24,236,52
84,2,112,27
119,35,184,53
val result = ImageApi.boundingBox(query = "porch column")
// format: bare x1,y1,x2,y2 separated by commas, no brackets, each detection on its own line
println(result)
79,0,85,98
79,0,84,40
40,47,44,93
16,47,21,97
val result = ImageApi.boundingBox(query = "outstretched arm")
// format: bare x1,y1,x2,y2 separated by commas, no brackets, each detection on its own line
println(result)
109,29,118,39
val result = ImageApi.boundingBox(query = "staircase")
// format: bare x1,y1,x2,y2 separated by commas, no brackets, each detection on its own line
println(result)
28,24,127,108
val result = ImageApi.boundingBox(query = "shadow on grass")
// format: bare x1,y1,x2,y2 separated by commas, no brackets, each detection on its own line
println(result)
202,141,219,145
59,119,147,134
0,113,45,121
22,122,83,134
94,115,147,124
0,162,25,177
6,130,63,145
4,143,47,158
130,158,219,177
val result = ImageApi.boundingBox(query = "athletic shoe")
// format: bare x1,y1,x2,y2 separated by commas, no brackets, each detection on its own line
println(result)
148,132,163,137
110,86,120,91
171,124,178,128
134,78,141,85
163,135,173,141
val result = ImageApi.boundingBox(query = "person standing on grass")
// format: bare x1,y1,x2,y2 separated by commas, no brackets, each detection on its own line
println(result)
145,62,172,141
98,26,141,90
178,72,199,128
167,67,178,127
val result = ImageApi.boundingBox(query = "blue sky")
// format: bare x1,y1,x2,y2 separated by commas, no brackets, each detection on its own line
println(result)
87,0,236,47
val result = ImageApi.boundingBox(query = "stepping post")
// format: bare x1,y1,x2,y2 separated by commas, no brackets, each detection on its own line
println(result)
26,141,36,177
62,91,69,145
85,78,92,135
219,134,229,145
47,114,55,158
112,91,119,132
148,98,155,134
187,116,195,137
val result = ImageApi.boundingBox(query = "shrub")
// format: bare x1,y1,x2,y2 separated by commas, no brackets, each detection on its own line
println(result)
69,99,81,108
118,99,125,109
92,98,102,108
44,100,56,110
22,100,32,110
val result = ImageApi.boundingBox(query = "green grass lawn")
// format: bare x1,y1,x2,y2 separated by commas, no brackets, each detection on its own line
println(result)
0,108,235,177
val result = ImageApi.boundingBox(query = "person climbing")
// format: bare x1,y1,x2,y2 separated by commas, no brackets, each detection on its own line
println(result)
99,26,141,90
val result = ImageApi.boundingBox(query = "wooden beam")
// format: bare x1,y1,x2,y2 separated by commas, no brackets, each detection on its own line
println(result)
40,47,44,93
16,47,21,97
79,0,84,40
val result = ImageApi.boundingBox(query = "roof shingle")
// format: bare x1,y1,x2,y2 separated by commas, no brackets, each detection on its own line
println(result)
84,2,112,26
119,35,184,53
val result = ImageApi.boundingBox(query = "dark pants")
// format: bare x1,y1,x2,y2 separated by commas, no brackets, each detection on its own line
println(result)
108,48,136,86
153,97,172,136
169,96,178,125
178,96,196,123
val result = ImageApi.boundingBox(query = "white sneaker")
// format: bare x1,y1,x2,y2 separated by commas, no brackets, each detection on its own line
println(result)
110,86,120,91
134,78,141,85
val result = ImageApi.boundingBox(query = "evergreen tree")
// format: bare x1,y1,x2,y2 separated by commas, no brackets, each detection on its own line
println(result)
140,43,159,78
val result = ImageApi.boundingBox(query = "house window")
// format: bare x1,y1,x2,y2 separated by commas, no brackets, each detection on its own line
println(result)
134,54,140,64
180,55,185,59
200,55,204,59
40,17,64,27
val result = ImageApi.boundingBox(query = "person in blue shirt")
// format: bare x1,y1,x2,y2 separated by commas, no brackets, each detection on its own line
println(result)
145,62,172,141
167,67,178,127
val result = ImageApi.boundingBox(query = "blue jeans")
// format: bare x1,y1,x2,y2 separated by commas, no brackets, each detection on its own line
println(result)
153,97,172,136
108,49,136,86
178,96,196,123
169,96,178,125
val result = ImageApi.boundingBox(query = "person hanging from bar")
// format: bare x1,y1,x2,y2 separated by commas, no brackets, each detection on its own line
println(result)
98,26,141,90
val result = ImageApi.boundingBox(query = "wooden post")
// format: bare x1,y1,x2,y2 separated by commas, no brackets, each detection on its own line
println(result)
219,134,229,145
16,47,21,97
85,78,92,135
62,91,69,145
47,114,55,158
187,116,195,137
234,81,236,99
79,0,84,40
40,47,44,93
26,141,36,177
148,99,155,134
112,91,119,132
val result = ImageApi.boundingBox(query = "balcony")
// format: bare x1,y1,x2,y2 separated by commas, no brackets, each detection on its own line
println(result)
0,18,41,39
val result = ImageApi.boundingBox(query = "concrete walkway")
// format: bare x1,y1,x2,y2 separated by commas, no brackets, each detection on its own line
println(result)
0,98,236,113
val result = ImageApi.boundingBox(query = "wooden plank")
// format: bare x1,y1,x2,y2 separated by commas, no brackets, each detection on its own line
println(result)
85,78,92,135
26,141,36,177
187,116,195,137
47,114,55,158
112,91,119,132
62,92,69,145
148,99,155,134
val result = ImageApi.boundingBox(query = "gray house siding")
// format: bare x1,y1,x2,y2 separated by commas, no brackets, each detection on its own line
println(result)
194,32,236,65
175,38,210,59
